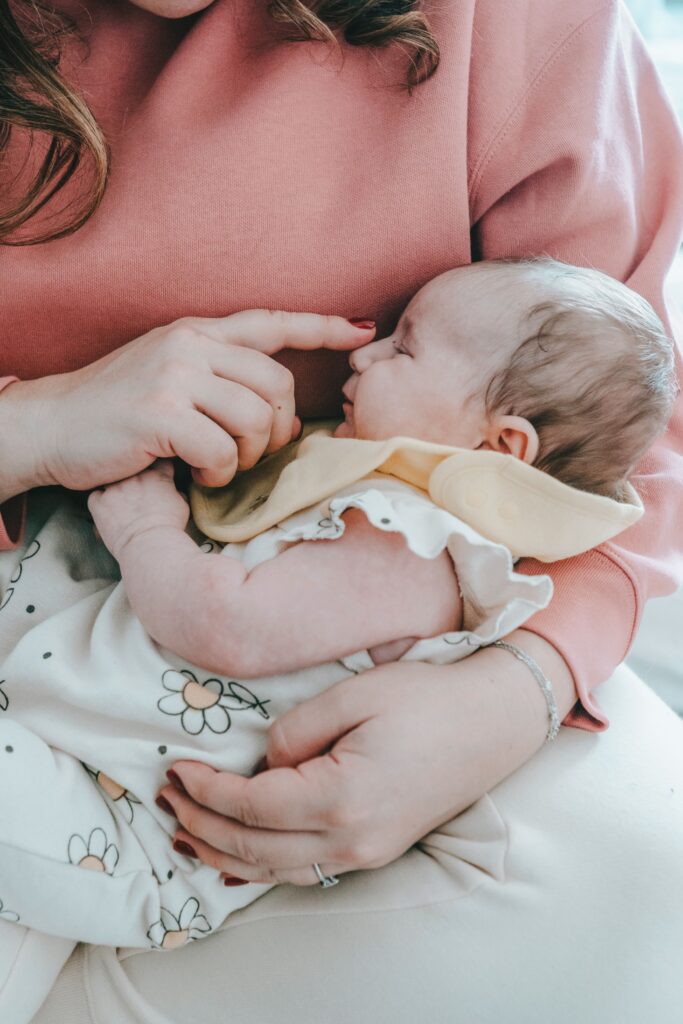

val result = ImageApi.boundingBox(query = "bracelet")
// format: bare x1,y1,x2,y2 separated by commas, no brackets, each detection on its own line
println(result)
490,640,561,743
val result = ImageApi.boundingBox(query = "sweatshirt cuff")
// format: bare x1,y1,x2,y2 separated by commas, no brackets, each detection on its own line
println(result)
0,376,28,551
516,548,641,733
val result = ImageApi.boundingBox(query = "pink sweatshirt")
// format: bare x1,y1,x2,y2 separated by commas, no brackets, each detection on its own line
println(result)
1,0,682,731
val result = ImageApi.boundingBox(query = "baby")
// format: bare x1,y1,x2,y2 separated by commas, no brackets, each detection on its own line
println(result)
0,257,673,951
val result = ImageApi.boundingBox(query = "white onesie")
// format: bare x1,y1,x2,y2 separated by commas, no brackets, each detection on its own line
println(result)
0,477,552,950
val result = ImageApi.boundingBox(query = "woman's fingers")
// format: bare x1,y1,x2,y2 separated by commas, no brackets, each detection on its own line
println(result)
185,309,375,356
190,376,277,471
166,409,240,487
167,759,341,831
265,676,377,769
200,347,296,455
158,784,324,868
172,828,346,887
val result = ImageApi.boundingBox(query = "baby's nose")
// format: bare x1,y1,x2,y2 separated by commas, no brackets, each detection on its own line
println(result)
349,347,368,373
349,338,389,373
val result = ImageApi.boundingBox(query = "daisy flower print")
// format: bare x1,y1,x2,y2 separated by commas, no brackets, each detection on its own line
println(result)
147,898,211,950
68,828,119,874
158,668,270,736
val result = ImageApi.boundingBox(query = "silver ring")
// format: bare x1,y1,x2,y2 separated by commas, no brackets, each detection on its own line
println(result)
312,862,340,888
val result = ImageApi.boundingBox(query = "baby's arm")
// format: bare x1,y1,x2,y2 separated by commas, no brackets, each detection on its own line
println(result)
88,463,461,677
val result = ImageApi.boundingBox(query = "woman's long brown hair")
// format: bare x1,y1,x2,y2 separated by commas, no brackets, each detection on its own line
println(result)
0,0,440,246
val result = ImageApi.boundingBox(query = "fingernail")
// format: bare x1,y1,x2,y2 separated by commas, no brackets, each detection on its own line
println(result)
156,795,176,816
173,839,198,858
222,874,250,886
166,769,187,794
348,318,376,329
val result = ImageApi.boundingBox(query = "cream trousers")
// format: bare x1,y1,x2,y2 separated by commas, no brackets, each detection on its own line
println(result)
4,664,682,1024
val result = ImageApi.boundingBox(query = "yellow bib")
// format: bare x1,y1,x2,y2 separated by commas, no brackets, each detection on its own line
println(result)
189,421,642,562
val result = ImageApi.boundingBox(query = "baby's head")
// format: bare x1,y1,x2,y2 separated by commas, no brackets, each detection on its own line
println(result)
336,258,677,499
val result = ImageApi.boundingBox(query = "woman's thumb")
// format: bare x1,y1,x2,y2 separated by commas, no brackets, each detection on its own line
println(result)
265,678,367,768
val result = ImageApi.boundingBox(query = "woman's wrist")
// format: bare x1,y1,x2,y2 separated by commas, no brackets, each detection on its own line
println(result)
0,378,59,503
431,631,578,803
475,628,578,761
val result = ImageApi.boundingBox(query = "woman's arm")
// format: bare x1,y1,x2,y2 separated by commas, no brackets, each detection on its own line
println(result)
159,632,576,886
0,377,55,543
89,463,462,677
0,312,374,549
468,0,683,729
159,0,683,879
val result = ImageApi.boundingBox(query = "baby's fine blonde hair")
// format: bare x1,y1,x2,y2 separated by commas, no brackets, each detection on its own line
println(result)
481,258,677,500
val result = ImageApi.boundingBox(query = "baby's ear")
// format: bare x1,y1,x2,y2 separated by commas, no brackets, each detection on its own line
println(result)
484,415,539,464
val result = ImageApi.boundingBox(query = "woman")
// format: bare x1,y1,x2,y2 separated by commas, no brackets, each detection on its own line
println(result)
0,1,682,1020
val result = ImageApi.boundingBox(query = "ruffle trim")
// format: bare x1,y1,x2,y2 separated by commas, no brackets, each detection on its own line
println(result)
255,478,553,671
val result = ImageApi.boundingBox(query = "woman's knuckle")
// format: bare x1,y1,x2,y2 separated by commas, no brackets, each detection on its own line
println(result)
167,317,202,341
337,835,373,866
326,790,364,831
272,365,294,398
325,800,353,830
249,402,273,433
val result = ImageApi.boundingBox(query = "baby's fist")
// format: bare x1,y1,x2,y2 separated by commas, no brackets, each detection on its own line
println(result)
88,460,191,560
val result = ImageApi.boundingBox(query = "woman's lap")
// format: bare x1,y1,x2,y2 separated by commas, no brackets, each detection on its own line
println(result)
30,665,683,1024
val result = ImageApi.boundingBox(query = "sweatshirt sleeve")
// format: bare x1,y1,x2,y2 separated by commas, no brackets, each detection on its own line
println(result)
468,0,683,730
0,376,27,551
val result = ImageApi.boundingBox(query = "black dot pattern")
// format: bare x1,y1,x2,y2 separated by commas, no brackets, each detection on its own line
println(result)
380,518,391,525
42,652,52,660
167,870,173,880
26,605,35,614
158,745,167,755
5,745,13,753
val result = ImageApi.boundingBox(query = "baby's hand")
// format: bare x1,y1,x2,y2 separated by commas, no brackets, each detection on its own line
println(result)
87,460,191,561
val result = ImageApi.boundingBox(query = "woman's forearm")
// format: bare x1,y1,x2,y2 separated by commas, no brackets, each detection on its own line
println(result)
438,628,578,803
0,379,57,503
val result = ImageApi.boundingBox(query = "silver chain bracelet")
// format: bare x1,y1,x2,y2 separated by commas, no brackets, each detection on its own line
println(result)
490,640,561,743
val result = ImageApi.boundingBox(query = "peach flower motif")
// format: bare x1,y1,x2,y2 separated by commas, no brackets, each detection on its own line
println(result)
147,898,211,950
84,765,141,824
158,668,270,736
67,828,119,874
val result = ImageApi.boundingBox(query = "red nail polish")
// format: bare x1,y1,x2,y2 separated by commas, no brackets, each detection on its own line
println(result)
166,769,187,794
173,839,198,858
222,875,250,886
156,795,176,816
348,318,376,329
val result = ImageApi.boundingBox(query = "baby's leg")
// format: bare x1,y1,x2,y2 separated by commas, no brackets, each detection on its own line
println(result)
0,718,269,949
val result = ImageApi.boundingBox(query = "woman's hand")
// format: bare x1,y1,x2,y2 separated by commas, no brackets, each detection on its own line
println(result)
158,634,577,885
0,311,374,498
